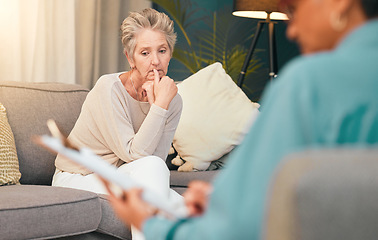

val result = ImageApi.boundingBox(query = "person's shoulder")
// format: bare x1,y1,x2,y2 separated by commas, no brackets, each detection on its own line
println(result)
276,51,335,87
261,52,335,104
90,72,124,95
282,52,332,74
94,72,123,88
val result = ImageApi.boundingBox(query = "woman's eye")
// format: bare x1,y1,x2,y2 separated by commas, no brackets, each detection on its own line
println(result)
141,51,148,56
160,49,167,54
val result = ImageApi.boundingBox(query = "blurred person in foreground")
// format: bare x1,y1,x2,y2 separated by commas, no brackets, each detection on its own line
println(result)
103,0,378,239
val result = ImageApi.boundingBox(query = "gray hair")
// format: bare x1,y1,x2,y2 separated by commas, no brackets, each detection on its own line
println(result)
120,8,177,59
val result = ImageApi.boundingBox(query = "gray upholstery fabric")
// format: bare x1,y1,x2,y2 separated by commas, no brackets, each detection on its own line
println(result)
263,148,378,240
0,81,89,185
170,170,219,187
295,149,378,240
0,185,101,240
97,194,131,240
57,231,123,240
170,170,219,194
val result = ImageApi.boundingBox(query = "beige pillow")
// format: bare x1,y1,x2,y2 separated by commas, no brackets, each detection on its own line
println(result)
172,62,260,171
0,103,21,185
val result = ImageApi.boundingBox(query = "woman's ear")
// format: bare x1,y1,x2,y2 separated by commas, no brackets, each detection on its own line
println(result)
328,0,363,31
330,0,354,15
125,51,134,69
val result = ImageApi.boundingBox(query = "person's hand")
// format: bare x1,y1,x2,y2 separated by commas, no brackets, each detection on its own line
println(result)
101,179,157,230
183,181,213,217
152,69,178,110
141,81,155,105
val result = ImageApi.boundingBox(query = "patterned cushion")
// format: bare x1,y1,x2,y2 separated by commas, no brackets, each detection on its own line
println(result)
0,102,21,185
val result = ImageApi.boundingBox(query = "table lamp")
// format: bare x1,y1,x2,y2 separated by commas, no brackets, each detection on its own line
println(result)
233,0,288,87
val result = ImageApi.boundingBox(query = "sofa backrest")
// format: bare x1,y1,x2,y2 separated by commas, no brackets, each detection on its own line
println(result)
0,81,89,185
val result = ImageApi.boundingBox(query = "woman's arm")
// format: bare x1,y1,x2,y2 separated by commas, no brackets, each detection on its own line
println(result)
78,75,181,164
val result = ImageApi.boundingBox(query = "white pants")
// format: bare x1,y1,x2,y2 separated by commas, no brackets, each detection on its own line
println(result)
52,156,182,240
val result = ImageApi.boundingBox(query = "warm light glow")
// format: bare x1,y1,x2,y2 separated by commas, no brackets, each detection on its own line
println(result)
233,11,288,20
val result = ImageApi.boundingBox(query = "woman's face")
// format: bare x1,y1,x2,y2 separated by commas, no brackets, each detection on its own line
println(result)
128,29,171,81
285,0,339,54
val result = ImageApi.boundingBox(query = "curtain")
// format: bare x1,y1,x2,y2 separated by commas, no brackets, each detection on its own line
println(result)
0,0,151,89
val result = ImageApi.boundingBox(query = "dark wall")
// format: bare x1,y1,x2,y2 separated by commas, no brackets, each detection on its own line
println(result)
153,0,299,101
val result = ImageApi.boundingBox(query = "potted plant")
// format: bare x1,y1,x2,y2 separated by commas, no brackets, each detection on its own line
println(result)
150,0,262,98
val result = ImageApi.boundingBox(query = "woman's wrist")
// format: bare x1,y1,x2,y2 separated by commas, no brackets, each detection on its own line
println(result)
154,98,170,110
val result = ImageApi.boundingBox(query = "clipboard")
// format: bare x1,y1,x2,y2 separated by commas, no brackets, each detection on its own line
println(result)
34,119,188,219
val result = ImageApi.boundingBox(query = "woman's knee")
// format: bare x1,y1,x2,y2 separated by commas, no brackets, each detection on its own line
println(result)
139,156,169,174
119,155,169,176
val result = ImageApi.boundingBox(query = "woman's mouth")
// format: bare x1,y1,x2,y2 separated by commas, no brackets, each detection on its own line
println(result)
147,69,163,79
150,69,162,74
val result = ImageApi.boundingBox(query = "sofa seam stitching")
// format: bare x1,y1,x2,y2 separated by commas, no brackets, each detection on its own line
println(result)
0,196,99,211
0,85,89,93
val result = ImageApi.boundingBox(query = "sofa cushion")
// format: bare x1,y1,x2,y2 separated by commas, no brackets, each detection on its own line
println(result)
170,170,219,195
0,103,21,185
0,185,101,240
97,194,132,240
0,81,89,185
172,62,259,171
170,170,219,188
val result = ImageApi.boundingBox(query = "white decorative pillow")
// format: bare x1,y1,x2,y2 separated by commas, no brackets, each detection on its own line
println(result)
172,62,260,171
0,103,21,185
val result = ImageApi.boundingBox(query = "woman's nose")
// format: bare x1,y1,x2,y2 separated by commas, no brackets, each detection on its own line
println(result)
151,52,160,66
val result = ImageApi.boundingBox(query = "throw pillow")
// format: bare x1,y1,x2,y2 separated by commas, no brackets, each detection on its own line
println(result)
171,62,260,171
0,103,21,185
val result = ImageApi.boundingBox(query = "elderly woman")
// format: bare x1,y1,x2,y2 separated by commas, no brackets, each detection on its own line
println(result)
103,0,378,239
52,8,182,240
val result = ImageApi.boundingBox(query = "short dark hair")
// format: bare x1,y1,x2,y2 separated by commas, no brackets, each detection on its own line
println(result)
279,0,378,19
361,0,378,18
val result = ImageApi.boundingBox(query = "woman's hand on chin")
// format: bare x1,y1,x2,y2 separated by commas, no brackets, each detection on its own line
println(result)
142,81,155,105
153,69,178,110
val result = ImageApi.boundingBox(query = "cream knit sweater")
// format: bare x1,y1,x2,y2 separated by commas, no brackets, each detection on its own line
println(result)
55,72,182,175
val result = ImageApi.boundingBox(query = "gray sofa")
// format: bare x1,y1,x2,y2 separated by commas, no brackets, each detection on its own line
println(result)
263,149,378,240
0,81,218,240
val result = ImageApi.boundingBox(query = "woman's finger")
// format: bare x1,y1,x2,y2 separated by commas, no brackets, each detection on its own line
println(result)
153,69,160,85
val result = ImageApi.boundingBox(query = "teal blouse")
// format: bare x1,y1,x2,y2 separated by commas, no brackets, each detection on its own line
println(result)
144,19,378,240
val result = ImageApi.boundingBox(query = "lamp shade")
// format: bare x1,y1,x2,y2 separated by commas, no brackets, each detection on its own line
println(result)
233,0,288,20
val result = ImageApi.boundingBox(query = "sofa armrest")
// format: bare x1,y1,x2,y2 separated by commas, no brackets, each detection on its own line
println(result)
0,81,89,185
